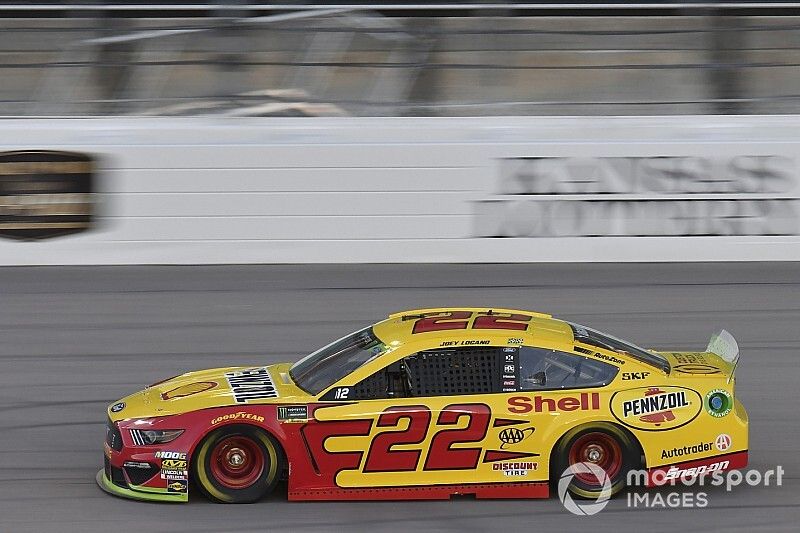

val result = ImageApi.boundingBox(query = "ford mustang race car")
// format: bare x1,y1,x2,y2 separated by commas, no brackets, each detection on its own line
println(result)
98,307,748,503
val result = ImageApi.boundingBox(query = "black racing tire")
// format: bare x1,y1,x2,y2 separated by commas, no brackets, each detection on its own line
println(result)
192,424,284,503
552,422,639,500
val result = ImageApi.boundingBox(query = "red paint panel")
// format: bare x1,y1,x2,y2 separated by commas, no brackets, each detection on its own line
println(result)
483,450,541,463
289,481,549,501
492,418,528,428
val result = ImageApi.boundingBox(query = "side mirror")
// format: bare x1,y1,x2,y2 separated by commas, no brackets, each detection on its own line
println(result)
532,371,546,386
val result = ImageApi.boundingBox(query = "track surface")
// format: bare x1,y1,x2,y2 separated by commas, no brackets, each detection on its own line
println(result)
0,263,798,533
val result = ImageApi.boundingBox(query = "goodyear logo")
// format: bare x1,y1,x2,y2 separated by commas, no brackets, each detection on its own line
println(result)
211,411,266,425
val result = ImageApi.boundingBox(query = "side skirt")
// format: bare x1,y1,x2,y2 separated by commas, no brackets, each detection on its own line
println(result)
289,481,549,501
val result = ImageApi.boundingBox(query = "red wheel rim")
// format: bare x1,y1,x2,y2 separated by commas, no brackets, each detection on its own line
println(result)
209,435,265,489
567,432,622,485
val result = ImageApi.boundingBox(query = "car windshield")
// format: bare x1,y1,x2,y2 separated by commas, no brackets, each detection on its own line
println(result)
289,327,388,395
568,322,670,373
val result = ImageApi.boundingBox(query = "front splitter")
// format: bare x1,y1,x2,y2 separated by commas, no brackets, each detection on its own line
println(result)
96,470,188,503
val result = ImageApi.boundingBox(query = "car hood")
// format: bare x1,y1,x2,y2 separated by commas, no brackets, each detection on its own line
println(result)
107,363,310,421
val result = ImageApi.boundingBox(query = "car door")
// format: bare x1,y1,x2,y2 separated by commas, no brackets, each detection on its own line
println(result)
301,345,508,492
481,344,619,482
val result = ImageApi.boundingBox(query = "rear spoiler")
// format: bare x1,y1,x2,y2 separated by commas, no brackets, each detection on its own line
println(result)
706,329,740,383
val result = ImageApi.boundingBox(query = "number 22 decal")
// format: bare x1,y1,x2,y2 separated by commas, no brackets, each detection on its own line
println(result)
411,311,531,334
363,403,491,472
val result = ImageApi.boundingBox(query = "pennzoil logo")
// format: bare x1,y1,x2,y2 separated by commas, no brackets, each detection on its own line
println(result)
0,150,94,241
611,386,702,431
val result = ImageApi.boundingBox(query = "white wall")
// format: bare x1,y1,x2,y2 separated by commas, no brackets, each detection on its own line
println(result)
1,116,800,265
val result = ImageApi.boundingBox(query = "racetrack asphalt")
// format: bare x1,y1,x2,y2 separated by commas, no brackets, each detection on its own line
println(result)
0,263,797,533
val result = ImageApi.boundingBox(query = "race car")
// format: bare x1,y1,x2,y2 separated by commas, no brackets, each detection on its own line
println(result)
97,307,748,503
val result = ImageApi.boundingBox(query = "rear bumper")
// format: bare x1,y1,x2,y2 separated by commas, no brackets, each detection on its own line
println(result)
645,450,748,487
96,469,187,503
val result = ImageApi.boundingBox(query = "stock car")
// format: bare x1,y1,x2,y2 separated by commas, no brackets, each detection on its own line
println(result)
97,308,748,503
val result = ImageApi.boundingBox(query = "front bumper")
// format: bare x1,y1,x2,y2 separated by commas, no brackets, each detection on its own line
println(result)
96,468,187,503
100,417,190,503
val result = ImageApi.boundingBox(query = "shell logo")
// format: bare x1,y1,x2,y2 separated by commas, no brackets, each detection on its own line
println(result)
161,381,218,401
610,386,702,431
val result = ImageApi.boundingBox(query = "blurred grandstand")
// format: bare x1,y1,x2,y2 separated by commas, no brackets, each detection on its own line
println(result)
3,2,800,116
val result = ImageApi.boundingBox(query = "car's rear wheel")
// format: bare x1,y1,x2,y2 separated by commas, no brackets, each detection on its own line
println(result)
193,424,283,503
553,423,638,499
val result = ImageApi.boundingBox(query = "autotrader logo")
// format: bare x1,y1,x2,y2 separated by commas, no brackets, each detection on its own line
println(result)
558,462,613,516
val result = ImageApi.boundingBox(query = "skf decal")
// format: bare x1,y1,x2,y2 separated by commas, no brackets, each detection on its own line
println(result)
492,461,538,477
277,405,309,423
210,411,266,425
161,381,217,400
507,393,600,414
621,372,650,380
225,367,279,403
498,427,535,449
611,386,702,431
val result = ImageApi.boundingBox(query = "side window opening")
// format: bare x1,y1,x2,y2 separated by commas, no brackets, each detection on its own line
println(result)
518,346,618,390
405,347,501,397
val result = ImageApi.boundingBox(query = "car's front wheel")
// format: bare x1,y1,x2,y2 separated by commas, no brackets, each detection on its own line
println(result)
193,424,283,503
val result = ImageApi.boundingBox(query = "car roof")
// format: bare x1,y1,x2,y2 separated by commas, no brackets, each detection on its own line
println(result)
372,307,577,352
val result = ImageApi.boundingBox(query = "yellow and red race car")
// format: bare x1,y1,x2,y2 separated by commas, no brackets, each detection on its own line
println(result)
97,308,747,503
